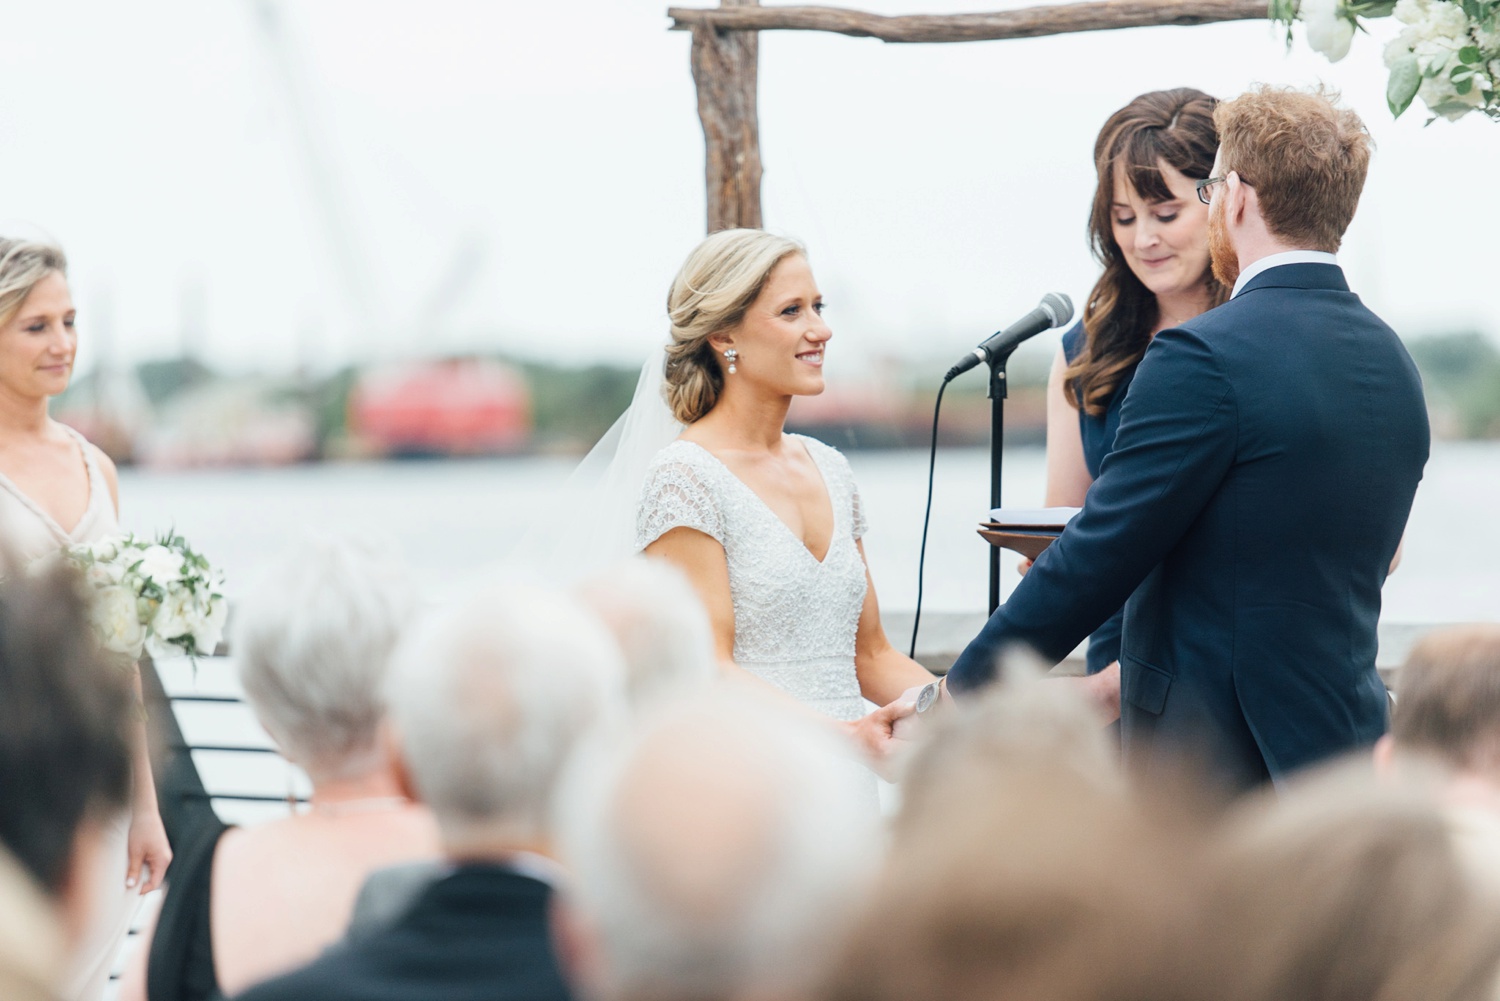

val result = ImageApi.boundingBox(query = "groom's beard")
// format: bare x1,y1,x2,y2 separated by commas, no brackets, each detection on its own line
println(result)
1208,197,1240,288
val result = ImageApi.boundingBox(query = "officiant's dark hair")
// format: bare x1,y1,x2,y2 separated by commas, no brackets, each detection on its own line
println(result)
0,563,133,894
1067,88,1227,417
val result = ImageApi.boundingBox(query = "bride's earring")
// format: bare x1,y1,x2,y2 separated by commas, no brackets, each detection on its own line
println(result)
725,348,738,375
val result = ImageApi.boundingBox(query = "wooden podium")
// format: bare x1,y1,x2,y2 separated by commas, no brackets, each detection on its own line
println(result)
978,507,1077,560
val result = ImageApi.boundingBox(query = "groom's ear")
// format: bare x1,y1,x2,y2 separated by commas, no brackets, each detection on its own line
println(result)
1225,171,1252,227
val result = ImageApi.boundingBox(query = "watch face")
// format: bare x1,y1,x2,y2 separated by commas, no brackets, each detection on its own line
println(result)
916,682,939,714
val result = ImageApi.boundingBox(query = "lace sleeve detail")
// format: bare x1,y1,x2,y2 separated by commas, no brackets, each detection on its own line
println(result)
635,456,725,551
851,483,868,541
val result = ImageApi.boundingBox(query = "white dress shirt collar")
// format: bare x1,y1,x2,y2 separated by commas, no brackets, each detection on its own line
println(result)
1231,250,1338,299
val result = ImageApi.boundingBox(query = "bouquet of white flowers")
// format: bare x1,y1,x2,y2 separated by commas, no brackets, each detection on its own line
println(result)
1275,0,1500,122
57,531,227,663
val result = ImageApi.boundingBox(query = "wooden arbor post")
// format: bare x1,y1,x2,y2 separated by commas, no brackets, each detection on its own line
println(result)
690,0,764,232
671,0,1270,234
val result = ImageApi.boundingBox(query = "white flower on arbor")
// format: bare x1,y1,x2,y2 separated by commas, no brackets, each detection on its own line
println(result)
1303,0,1356,60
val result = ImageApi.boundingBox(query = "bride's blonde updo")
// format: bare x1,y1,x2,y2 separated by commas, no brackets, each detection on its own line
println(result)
663,229,804,424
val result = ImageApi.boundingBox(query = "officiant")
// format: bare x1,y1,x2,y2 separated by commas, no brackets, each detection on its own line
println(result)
1037,87,1224,679
944,86,1429,793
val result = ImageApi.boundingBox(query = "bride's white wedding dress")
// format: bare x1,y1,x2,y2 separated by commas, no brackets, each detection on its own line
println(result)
636,434,869,723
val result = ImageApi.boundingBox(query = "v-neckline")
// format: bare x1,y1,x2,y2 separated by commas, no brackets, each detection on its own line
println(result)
679,436,838,565
0,427,98,542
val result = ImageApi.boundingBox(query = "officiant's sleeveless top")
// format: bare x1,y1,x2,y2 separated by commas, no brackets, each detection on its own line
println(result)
636,435,868,722
1061,322,1132,675
0,424,118,564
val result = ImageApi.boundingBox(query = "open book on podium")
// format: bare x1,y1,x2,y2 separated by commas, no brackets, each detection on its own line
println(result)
978,507,1081,560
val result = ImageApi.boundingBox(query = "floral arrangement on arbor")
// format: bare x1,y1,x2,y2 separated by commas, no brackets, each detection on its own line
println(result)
1274,0,1500,121
58,531,227,663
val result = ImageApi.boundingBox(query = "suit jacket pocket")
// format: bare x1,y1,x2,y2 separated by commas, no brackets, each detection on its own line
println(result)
1122,657,1173,716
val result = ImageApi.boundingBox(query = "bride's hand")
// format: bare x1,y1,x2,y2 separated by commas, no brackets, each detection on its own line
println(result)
127,808,172,894
844,698,917,777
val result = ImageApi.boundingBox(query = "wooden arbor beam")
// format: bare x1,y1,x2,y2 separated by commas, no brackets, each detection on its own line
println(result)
676,0,1272,233
692,0,764,232
670,0,1269,43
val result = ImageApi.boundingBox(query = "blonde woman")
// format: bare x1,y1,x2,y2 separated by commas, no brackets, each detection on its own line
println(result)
0,238,172,1001
635,230,933,766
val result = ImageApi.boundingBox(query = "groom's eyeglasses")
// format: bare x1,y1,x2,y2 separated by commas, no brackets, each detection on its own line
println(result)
1196,175,1254,205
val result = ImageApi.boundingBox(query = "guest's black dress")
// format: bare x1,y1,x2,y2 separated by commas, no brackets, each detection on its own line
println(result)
1059,321,1137,676
145,817,230,1001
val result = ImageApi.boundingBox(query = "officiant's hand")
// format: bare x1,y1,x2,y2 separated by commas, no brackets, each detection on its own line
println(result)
845,698,917,777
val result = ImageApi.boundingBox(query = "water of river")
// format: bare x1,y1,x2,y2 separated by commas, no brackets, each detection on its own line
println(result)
117,441,1499,624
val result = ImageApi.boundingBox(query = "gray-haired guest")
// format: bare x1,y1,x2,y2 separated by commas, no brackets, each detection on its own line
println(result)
235,582,625,1001
120,537,440,1001
576,557,717,711
554,690,881,1001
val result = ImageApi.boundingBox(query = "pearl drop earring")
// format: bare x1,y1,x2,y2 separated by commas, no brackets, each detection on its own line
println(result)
725,348,738,374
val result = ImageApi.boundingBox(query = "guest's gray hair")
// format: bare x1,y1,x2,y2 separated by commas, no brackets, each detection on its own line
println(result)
0,239,67,328
386,583,625,847
556,690,880,1001
233,537,411,780
575,558,716,710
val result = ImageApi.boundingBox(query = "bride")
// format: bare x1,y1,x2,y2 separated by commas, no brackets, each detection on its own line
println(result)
634,229,935,761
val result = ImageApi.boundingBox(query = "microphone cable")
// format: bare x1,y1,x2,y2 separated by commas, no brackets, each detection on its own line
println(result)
908,377,949,660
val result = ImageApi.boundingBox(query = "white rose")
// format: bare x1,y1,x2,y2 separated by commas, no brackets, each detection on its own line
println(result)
1302,0,1355,61
88,537,122,563
1421,0,1472,40
1393,0,1426,24
151,589,194,643
136,545,186,584
190,595,228,656
94,584,146,658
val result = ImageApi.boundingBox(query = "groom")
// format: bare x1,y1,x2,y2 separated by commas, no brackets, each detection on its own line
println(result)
944,86,1429,791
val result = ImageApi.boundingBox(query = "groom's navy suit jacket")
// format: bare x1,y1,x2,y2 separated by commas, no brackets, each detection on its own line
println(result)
947,263,1430,790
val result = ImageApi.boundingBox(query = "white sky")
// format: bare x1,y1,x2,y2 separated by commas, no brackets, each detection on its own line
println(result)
3,0,1497,377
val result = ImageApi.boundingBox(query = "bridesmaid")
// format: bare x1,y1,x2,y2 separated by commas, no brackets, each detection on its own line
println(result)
0,238,172,1001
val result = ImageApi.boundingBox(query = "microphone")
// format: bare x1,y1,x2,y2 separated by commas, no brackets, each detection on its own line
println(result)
944,292,1074,382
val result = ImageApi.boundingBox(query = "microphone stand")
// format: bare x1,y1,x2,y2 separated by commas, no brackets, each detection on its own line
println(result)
987,354,1009,614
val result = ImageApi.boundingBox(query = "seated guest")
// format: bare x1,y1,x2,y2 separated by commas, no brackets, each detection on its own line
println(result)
827,681,1209,1001
234,583,626,1001
0,846,65,1001
0,566,134,997
1207,766,1500,1001
1376,624,1500,809
344,558,721,941
555,691,881,1001
575,557,717,710
120,538,440,1001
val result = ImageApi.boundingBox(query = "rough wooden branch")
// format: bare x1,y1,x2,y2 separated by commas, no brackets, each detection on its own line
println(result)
669,0,1269,43
692,0,764,232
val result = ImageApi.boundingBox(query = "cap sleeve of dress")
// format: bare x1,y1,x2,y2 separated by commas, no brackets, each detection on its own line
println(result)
635,450,725,551
851,480,868,541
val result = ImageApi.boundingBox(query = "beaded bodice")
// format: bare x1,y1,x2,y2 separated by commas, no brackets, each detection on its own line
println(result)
636,434,869,721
